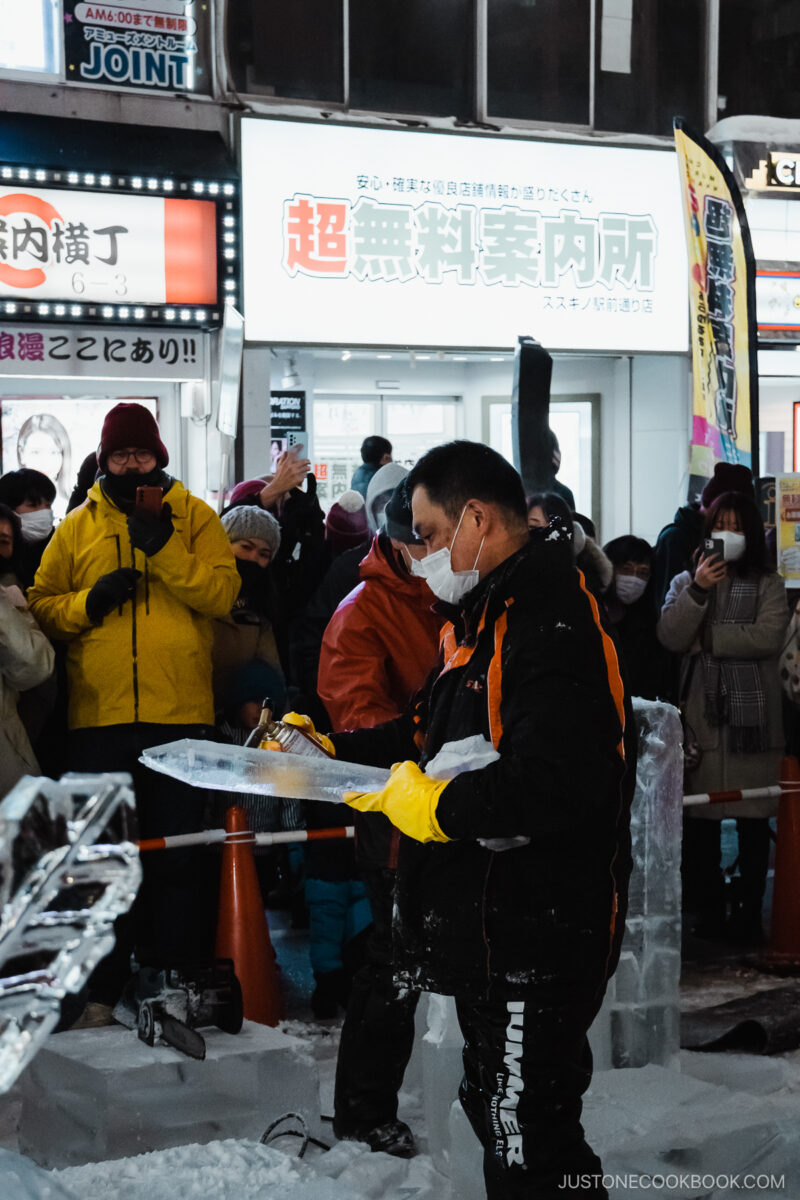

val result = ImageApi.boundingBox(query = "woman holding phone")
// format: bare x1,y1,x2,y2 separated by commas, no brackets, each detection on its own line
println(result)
657,491,788,942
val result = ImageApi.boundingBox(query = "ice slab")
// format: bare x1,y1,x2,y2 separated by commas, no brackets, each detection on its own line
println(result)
17,1019,321,1169
419,994,466,1175
590,699,683,1070
448,1062,800,1200
141,739,391,804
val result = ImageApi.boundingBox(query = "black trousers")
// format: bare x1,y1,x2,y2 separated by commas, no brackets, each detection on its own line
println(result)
333,865,419,1134
455,989,608,1200
69,722,215,1002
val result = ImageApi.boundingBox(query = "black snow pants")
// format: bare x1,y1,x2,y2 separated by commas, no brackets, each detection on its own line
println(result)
69,722,216,1003
455,989,608,1200
333,865,419,1134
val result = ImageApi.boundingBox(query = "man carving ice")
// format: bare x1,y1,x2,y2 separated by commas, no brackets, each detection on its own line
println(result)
305,440,632,1198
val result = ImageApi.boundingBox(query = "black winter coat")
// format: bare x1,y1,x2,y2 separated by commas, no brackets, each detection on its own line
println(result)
332,528,632,1003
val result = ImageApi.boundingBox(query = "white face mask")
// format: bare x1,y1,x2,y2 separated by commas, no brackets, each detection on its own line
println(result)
19,508,54,544
615,573,648,606
714,529,746,562
410,505,484,605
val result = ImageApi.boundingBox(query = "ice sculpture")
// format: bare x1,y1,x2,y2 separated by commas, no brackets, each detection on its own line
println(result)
0,772,141,1094
141,738,391,803
591,698,683,1069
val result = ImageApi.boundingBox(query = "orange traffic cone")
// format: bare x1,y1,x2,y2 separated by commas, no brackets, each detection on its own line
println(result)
762,756,800,972
215,805,282,1025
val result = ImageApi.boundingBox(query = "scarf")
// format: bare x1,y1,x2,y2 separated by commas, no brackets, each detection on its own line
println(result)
701,574,767,753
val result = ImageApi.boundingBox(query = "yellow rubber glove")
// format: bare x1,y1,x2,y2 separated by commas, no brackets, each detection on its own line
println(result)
344,761,451,844
281,711,336,757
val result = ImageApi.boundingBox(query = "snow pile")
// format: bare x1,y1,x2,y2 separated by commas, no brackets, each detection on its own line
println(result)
53,1139,347,1200
51,1137,451,1200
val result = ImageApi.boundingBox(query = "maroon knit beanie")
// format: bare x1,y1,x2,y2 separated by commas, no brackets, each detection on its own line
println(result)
700,462,754,509
98,403,169,470
325,490,369,555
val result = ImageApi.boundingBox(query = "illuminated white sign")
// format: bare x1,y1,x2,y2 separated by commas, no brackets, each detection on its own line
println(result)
0,186,217,306
241,119,689,353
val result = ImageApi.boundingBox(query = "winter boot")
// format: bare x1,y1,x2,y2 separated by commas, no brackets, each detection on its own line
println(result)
334,1117,417,1158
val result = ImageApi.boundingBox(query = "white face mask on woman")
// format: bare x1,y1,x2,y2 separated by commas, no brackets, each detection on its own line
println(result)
615,573,648,605
19,508,54,544
410,505,484,605
714,530,746,562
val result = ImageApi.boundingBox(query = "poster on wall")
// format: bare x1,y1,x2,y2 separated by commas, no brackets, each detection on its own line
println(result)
269,389,306,470
776,475,800,580
241,118,689,354
673,119,760,500
63,1,209,94
1,396,156,519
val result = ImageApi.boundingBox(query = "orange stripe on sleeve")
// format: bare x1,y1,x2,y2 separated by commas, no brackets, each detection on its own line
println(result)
576,570,626,759
486,606,510,749
437,603,489,679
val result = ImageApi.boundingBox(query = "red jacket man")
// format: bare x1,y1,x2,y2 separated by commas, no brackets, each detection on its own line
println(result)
320,535,442,730
318,486,443,1159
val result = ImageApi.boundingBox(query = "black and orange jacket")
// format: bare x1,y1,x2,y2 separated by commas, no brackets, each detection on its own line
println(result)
332,525,632,1002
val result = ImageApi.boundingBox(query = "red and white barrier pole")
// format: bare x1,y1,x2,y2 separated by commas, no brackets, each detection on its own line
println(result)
137,825,354,853
682,785,784,808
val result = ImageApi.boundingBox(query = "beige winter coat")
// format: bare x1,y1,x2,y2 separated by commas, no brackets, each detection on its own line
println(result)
0,588,55,798
657,569,788,819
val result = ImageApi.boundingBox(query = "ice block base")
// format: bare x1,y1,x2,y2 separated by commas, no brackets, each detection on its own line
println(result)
17,1020,320,1168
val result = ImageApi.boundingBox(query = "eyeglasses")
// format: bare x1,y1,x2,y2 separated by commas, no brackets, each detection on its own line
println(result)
108,449,156,466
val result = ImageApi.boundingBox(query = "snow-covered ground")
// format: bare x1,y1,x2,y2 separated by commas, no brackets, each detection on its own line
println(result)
3,913,800,1199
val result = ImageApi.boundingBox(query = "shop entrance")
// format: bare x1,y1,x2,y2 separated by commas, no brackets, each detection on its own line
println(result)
311,394,461,508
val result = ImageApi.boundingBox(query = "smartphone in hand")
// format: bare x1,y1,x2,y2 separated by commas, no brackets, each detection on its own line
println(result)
703,536,724,560
135,485,164,515
286,430,308,459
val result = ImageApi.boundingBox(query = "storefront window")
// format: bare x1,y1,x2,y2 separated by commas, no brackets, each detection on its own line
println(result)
488,0,591,126
595,0,705,136
312,396,459,509
486,397,595,521
719,0,800,122
0,0,61,78
350,0,473,119
226,0,344,102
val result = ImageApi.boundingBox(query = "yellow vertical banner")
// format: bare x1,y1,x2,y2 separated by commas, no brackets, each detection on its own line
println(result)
777,475,800,580
673,119,759,497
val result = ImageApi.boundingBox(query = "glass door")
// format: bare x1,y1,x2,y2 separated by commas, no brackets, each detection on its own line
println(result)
312,394,460,508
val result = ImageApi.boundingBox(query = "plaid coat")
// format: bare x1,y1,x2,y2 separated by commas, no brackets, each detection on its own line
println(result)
657,569,788,818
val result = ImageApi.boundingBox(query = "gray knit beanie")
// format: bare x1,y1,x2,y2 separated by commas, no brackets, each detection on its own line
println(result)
221,505,282,557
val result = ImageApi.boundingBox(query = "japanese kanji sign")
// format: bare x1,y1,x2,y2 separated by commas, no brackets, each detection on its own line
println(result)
64,1,209,94
673,119,759,492
0,187,217,306
0,324,203,379
242,119,688,353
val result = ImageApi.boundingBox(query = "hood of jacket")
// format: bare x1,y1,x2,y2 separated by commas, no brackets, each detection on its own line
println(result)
673,503,703,536
579,536,615,593
359,533,434,604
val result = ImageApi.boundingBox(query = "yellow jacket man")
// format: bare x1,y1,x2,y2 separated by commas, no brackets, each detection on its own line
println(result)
29,402,240,1010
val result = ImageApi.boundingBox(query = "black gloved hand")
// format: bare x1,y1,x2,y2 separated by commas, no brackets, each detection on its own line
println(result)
86,567,142,624
128,502,174,557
